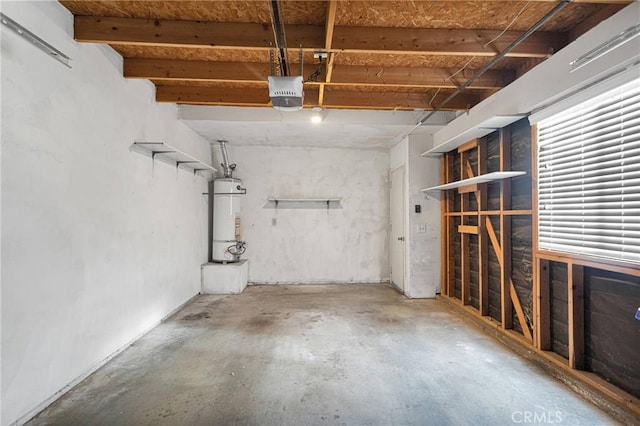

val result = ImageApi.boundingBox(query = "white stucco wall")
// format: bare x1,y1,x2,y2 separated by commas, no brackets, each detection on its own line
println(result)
1,2,210,424
227,145,390,284
389,138,408,172
389,138,409,290
389,135,442,298
406,134,441,298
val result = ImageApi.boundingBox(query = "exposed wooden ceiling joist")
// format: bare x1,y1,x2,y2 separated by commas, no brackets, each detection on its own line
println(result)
74,16,323,50
124,58,514,90
74,16,566,58
124,59,271,82
322,89,481,111
156,85,480,111
332,27,566,57
156,85,320,107
330,65,514,89
317,0,337,106
508,0,629,3
61,0,633,111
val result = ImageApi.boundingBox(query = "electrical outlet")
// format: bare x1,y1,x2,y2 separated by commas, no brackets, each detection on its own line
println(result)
417,224,426,233
272,217,277,226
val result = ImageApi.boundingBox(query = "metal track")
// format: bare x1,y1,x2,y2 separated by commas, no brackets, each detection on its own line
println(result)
418,0,571,125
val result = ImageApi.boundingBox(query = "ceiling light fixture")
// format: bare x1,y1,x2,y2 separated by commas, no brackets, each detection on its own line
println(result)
311,107,323,124
570,23,640,72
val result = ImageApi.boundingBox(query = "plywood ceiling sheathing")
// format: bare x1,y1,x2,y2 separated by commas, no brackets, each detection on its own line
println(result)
60,0,632,111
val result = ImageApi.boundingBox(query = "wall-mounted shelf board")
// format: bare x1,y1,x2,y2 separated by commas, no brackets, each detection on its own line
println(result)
421,115,526,156
132,142,217,176
422,171,526,192
266,198,342,209
267,198,341,203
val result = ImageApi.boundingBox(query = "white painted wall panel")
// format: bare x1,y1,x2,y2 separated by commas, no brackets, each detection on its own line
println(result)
227,145,389,284
389,135,442,299
407,135,441,298
389,138,408,173
1,2,210,424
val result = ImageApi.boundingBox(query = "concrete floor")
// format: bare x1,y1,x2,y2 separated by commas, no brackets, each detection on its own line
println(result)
30,284,616,425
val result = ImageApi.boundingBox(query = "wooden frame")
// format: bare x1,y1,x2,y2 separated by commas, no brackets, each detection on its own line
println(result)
537,250,640,278
440,121,640,418
568,263,585,370
460,146,472,305
478,138,489,317
441,155,448,296
499,128,513,330
437,294,640,421
440,128,532,342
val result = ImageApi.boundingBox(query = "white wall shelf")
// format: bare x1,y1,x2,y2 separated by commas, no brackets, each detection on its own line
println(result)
132,142,217,176
421,171,526,192
268,198,341,202
267,198,342,209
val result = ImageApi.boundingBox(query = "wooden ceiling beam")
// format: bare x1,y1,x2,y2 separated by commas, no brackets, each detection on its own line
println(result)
124,58,272,82
331,65,515,89
332,27,567,58
74,16,565,58
520,0,630,3
324,1,337,49
416,0,631,3
123,58,514,90
322,90,481,111
155,85,480,110
74,16,324,50
318,0,338,106
156,86,320,107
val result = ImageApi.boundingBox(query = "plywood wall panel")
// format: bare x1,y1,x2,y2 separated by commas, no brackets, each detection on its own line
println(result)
453,216,462,300
469,234,480,309
452,154,461,212
550,262,569,360
584,268,640,399
487,183,500,211
486,131,500,172
511,216,533,335
510,119,533,210
468,148,479,211
488,242,502,322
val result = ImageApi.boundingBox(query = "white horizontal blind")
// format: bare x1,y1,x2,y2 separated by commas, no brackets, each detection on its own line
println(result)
537,78,640,264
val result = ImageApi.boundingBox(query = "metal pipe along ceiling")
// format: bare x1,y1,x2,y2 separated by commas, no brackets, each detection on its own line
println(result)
218,140,233,178
418,0,572,126
269,0,289,76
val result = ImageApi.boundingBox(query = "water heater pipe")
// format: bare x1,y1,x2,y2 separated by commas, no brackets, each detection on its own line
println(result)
218,140,236,178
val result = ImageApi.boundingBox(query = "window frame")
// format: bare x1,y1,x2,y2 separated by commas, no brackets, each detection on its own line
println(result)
535,78,640,269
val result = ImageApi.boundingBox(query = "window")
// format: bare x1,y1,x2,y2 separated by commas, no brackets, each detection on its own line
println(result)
537,78,640,265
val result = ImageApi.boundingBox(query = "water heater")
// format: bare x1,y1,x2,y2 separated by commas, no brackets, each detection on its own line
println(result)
212,177,246,263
